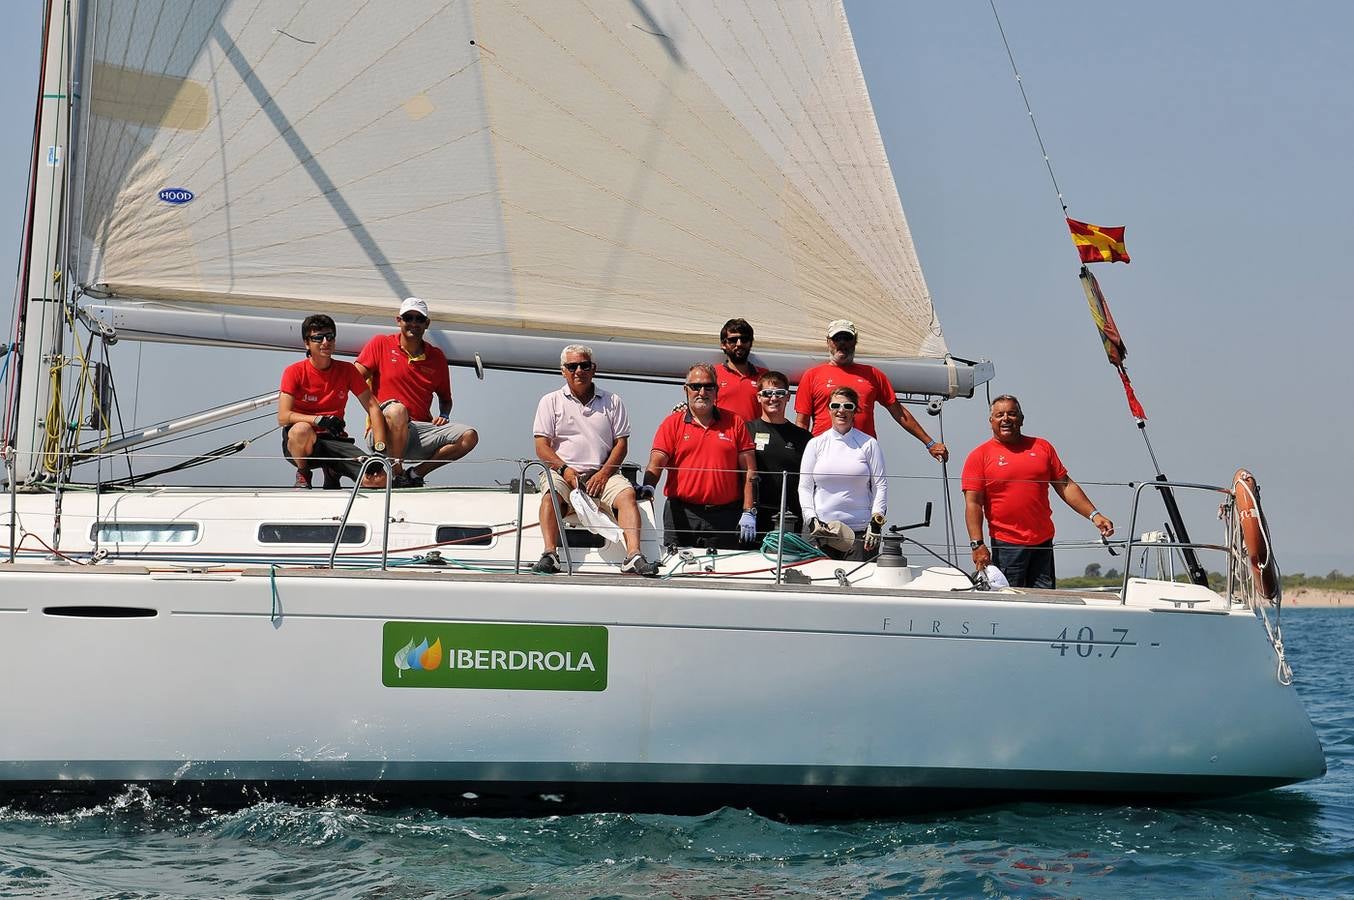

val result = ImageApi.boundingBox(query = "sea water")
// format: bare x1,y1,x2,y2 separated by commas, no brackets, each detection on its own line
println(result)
2,609,1350,898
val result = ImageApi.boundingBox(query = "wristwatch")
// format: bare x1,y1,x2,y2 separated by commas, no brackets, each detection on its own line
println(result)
969,539,985,550
373,441,386,453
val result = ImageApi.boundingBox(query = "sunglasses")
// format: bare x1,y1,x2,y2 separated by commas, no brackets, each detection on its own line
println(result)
828,401,857,411
722,334,752,344
685,382,717,392
400,313,429,324
758,388,789,399
306,332,336,343
562,361,594,372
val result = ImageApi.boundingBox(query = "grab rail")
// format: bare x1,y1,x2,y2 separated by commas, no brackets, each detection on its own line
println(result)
1120,479,1233,605
329,456,394,570
514,460,573,575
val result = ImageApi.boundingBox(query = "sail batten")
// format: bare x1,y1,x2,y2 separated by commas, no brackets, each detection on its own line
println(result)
74,1,952,362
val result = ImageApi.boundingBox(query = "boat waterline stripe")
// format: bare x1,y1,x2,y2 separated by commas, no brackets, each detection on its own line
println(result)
0,759,1302,792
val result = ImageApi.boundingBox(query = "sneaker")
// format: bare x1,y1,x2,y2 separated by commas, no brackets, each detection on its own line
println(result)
620,552,659,577
393,471,425,489
293,468,312,489
321,466,343,490
532,551,562,575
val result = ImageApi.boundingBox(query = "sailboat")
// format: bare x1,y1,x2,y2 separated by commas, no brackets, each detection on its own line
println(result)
0,1,1322,816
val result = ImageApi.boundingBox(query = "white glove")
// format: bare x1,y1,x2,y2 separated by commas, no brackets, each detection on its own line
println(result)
738,509,757,543
864,513,885,551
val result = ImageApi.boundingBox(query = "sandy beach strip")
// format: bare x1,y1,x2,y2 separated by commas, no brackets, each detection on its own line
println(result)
1283,588,1354,608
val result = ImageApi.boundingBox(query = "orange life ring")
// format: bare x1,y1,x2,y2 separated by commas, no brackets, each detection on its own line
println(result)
1233,468,1280,600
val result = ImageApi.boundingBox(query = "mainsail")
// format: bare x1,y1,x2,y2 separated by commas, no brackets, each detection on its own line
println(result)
73,1,966,378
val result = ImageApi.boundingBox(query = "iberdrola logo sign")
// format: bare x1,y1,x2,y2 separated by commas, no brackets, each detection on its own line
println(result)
392,637,443,676
382,621,607,692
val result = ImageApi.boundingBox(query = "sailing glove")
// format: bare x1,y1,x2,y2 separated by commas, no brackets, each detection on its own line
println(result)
314,415,345,434
738,509,758,543
637,484,655,502
864,513,886,551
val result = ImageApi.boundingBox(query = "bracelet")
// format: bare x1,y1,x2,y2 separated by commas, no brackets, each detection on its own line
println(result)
1089,509,1102,520
924,439,937,449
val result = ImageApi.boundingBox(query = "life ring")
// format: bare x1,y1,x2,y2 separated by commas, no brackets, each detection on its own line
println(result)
1233,468,1280,600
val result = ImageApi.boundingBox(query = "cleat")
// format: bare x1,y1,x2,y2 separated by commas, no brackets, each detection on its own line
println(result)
620,552,659,577
531,551,562,575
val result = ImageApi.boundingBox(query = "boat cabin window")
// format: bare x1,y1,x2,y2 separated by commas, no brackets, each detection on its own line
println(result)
435,525,494,547
257,523,367,544
91,522,200,544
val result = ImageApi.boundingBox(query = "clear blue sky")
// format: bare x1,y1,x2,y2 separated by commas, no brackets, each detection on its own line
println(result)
0,3,1348,575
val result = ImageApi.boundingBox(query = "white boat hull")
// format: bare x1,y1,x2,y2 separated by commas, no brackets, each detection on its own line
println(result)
0,506,1325,815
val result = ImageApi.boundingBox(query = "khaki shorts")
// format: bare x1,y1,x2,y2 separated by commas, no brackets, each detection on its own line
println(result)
536,470,635,513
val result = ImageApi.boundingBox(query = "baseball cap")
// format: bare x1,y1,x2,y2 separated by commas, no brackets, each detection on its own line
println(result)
399,297,430,318
826,318,858,338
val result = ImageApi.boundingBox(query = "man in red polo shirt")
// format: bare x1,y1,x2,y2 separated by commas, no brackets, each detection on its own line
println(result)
278,314,390,489
962,395,1114,588
795,319,947,463
640,364,757,550
354,297,478,487
713,317,766,421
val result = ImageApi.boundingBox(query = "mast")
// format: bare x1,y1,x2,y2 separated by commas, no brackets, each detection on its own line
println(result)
10,0,81,485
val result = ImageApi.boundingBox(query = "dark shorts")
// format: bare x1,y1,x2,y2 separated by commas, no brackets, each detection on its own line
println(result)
991,539,1056,589
282,426,369,480
663,499,743,550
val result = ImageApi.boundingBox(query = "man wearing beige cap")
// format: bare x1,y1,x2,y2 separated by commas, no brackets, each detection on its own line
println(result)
354,297,478,486
795,319,947,462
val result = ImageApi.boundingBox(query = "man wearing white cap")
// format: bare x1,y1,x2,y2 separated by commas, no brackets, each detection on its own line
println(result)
795,319,947,462
354,297,478,486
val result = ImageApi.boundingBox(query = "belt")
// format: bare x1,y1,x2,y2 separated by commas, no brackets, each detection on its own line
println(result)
672,499,739,511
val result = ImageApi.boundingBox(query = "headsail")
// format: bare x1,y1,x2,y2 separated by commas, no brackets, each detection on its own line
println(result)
75,1,957,369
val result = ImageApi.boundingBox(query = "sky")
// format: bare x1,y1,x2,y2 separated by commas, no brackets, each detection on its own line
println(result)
0,2,1348,576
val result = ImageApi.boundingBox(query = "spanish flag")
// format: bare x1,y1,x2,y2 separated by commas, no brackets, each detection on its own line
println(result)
1067,217,1130,264
1080,266,1146,419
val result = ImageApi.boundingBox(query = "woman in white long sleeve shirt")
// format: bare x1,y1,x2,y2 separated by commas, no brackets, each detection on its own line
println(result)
798,387,887,559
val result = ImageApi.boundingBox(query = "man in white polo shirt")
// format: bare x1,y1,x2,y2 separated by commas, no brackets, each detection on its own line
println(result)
531,344,658,577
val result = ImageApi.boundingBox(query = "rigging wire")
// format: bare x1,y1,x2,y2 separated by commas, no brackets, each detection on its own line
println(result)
989,0,1068,216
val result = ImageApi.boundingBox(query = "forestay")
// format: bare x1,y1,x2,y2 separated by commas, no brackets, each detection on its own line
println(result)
75,0,948,363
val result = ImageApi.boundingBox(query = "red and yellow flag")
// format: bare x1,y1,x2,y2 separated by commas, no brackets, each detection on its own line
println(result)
1079,266,1146,420
1067,217,1130,264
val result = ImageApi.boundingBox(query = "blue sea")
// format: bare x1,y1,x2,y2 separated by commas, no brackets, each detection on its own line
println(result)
2,609,1350,899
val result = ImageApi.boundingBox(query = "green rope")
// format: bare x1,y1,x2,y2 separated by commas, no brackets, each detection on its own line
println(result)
760,530,824,563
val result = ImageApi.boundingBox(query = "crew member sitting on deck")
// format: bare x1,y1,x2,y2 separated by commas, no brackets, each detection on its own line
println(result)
278,314,389,489
640,364,757,551
798,387,888,561
530,344,658,577
353,297,478,488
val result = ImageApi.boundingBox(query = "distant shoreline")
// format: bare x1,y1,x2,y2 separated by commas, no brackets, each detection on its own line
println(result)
1284,588,1353,608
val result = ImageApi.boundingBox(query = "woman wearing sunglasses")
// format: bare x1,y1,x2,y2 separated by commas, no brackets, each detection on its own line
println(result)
798,386,888,560
746,371,812,536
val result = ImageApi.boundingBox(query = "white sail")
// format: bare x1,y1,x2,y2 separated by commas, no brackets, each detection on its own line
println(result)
75,0,947,360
